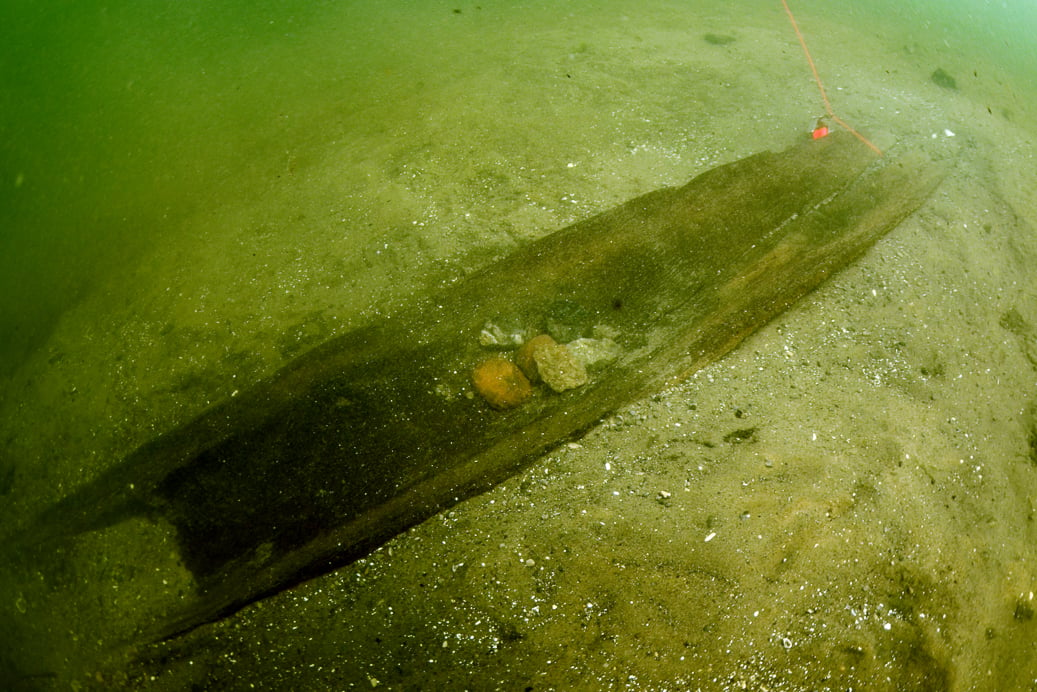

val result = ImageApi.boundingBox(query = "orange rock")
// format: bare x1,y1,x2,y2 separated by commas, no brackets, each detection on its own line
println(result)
472,356,533,410
515,334,557,382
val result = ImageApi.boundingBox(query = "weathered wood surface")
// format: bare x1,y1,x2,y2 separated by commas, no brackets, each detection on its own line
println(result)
14,131,944,641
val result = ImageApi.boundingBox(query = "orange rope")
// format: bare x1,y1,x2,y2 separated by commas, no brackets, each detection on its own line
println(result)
781,0,882,156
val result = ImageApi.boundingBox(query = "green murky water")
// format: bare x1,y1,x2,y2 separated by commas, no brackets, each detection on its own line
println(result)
2,1,1036,688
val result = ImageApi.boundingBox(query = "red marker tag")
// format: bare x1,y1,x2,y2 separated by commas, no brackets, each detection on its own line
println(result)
812,125,829,139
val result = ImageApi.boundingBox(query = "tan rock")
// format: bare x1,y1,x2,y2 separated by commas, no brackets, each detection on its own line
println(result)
515,334,557,382
533,343,589,393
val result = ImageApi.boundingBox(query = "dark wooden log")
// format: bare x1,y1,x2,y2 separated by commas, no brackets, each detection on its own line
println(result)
12,131,944,641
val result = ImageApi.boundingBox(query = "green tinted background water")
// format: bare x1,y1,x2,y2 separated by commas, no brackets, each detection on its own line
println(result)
2,0,1036,688
2,0,1034,374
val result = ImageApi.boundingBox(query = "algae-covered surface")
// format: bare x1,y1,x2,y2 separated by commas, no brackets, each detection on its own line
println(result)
2,1,1036,689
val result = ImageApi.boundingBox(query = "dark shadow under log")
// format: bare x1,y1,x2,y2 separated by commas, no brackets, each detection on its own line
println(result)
11,131,945,642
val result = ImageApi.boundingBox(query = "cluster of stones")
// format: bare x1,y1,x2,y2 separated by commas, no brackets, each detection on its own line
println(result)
471,327,619,410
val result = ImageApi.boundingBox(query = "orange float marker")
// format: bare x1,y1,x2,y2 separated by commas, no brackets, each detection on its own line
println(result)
782,0,881,155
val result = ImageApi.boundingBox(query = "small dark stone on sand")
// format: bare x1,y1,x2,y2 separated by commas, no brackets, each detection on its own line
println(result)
930,67,957,90
1014,598,1035,622
704,33,735,46
723,427,758,444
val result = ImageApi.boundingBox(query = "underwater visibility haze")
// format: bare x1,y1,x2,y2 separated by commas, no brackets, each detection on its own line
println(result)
1,0,1036,688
